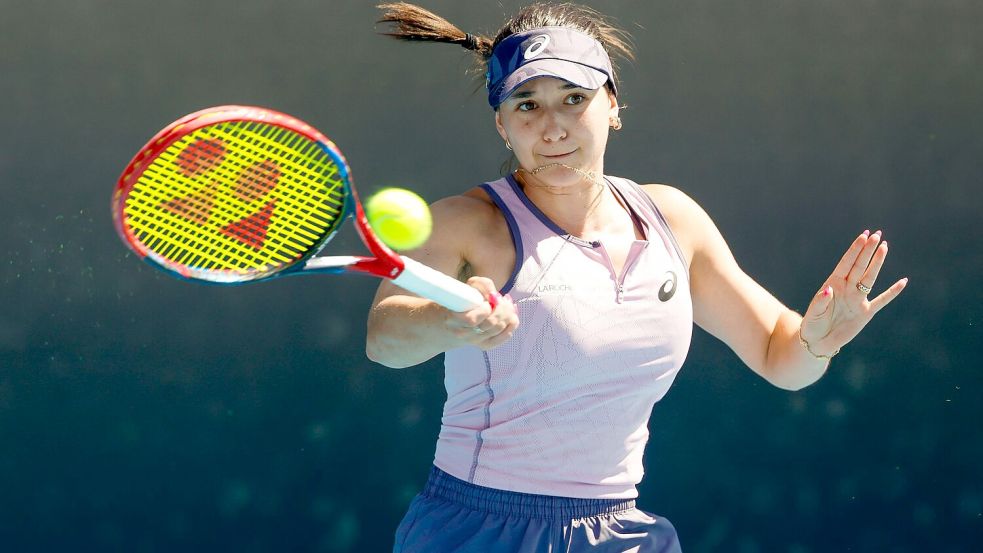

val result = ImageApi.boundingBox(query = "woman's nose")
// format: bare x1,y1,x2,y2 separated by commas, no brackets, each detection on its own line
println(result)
541,111,567,142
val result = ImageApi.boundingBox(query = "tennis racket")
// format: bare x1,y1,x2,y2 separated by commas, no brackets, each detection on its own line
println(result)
112,105,488,312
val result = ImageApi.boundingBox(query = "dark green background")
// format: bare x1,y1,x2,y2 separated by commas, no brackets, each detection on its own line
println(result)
1,0,980,551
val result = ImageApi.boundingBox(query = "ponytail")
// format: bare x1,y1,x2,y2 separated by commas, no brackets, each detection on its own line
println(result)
377,2,635,95
377,2,494,57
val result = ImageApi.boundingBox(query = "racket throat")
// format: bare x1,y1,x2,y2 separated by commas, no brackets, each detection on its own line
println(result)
303,255,405,278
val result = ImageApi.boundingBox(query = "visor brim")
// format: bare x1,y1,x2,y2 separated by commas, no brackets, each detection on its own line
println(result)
490,59,610,107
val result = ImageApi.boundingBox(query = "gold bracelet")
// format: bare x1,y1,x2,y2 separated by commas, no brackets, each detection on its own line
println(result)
798,327,840,362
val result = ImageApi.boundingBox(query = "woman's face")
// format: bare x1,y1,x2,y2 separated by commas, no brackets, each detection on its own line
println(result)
495,77,619,190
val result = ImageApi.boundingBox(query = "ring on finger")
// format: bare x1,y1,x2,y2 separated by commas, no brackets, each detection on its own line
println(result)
856,281,872,295
472,326,486,334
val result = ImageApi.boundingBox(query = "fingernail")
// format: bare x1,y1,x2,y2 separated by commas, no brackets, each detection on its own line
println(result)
862,229,870,237
873,229,882,237
822,286,832,297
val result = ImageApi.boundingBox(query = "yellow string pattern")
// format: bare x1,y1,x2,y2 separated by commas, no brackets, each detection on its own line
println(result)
122,121,346,279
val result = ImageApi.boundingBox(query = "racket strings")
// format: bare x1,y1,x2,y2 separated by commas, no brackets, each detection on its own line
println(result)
146,126,337,242
123,121,347,277
130,145,314,267
166,122,340,220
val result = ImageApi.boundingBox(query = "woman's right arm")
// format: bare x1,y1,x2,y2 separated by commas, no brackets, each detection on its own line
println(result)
365,195,519,368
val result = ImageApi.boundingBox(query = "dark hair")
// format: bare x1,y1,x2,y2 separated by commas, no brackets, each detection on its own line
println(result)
376,2,634,93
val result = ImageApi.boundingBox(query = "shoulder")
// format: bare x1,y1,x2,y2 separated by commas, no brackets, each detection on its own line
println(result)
638,183,702,221
424,185,515,287
636,183,709,268
427,186,504,248
430,186,500,224
430,186,508,249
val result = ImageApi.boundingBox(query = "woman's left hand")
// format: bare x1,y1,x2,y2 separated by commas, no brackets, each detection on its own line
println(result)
799,229,909,356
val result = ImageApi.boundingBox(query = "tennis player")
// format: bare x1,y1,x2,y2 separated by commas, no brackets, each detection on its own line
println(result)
367,3,908,551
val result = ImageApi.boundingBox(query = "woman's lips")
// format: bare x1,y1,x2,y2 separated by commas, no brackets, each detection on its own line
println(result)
540,150,576,159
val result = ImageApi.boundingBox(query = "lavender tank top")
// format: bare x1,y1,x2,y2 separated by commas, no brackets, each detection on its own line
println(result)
435,175,693,499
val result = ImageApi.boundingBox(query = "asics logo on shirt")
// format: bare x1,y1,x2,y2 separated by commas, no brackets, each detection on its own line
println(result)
524,35,550,59
658,271,678,302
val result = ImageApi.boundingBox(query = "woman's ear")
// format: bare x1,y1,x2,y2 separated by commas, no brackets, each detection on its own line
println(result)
608,89,620,119
494,110,508,142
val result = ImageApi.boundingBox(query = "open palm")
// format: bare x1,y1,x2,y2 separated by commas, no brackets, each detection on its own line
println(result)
800,230,909,356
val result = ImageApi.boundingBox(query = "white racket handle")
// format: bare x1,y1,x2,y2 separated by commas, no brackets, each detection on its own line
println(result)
391,256,486,312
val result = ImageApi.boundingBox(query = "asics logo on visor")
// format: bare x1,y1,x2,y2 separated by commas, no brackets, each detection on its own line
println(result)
523,35,550,59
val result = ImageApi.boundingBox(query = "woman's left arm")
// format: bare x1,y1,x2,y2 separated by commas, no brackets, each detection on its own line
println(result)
646,185,908,391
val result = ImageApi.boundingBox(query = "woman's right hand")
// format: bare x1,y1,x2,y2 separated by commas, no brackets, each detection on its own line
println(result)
443,276,519,350
366,192,517,367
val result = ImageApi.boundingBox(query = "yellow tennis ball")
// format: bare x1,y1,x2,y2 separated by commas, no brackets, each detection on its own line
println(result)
365,188,433,250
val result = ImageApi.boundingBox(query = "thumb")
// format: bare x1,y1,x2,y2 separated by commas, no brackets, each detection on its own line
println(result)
466,276,503,309
805,285,833,320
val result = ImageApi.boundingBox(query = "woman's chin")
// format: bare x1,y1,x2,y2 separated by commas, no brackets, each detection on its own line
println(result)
522,163,599,190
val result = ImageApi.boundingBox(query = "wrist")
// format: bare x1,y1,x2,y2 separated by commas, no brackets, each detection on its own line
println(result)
798,326,839,362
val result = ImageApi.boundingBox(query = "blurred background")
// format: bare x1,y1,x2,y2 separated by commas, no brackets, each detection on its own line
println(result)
1,0,980,551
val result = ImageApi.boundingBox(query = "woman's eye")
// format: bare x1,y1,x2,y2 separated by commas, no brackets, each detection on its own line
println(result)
566,94,586,105
517,101,537,112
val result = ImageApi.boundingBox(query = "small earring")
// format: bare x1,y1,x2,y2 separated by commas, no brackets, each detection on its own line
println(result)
610,116,622,131
505,139,513,151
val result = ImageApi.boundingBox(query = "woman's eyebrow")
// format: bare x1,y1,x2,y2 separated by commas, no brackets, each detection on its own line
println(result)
510,82,584,100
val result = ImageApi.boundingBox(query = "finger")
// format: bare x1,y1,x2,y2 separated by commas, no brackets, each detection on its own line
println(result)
455,316,509,345
449,321,486,340
467,276,506,310
831,231,870,280
467,276,498,297
869,277,909,314
446,302,493,330
847,230,882,285
479,315,520,350
804,285,834,320
488,290,502,310
476,295,517,331
859,240,889,290
472,320,497,335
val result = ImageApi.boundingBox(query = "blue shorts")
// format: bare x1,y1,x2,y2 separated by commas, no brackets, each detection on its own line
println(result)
394,466,682,552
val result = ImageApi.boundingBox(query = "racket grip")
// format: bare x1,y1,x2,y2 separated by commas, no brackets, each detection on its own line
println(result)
392,256,487,312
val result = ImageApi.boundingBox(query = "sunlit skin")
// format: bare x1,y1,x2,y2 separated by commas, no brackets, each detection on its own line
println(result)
367,75,908,389
494,79,621,234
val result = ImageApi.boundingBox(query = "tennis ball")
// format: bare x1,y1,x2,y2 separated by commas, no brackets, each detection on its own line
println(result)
365,188,433,250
